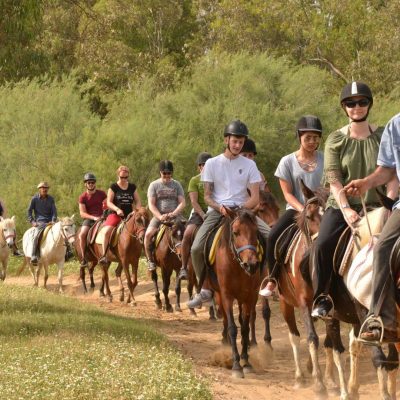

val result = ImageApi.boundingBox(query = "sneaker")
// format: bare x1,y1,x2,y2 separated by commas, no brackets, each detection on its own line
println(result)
147,261,156,272
187,289,213,309
178,267,188,280
13,249,23,257
31,256,38,266
311,298,333,319
80,259,88,267
259,282,276,297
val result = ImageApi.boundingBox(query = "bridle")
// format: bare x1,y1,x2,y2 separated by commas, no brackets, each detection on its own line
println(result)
122,212,147,241
0,227,16,248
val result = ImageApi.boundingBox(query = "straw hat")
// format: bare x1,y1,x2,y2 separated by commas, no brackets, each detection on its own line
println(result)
37,181,50,189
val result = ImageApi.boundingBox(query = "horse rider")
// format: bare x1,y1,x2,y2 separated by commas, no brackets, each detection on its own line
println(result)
99,166,141,265
187,120,271,308
345,112,400,343
259,115,324,297
78,173,107,267
27,181,57,265
311,82,398,320
178,152,212,281
240,137,268,191
144,160,186,272
0,198,23,256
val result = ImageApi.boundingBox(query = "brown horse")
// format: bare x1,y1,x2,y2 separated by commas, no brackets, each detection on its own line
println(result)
263,182,328,394
76,207,150,304
151,218,186,312
209,207,263,378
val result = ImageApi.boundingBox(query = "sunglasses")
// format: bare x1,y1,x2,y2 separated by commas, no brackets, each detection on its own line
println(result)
86,181,96,184
343,99,370,108
161,171,172,176
119,176,129,179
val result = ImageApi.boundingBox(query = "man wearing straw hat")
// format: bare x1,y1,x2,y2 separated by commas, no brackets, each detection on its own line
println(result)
27,182,57,265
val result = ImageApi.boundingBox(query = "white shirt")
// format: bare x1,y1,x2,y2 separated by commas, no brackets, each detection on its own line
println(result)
201,154,261,210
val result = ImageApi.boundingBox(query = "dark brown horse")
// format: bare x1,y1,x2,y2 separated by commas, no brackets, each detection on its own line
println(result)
209,207,263,378
151,218,186,312
76,207,150,304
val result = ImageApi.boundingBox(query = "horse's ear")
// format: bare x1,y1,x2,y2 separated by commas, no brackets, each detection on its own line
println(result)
11,216,15,221
71,214,75,220
224,207,235,218
376,188,396,210
0,216,3,222
299,179,315,200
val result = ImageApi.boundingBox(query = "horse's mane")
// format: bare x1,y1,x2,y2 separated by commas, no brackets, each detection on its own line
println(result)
221,209,257,244
0,218,15,229
296,187,328,232
260,190,279,211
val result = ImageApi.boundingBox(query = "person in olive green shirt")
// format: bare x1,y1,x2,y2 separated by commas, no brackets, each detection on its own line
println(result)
178,152,212,281
311,81,399,320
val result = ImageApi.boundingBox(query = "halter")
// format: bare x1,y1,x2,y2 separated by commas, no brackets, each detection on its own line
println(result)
60,222,76,242
229,216,259,276
0,227,16,248
122,212,147,241
167,226,183,259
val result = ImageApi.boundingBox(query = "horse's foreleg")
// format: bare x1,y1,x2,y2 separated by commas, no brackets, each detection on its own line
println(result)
174,270,182,312
115,262,125,303
249,304,257,346
89,263,96,291
161,269,173,313
324,335,338,392
347,327,362,399
80,265,88,293
151,270,162,310
56,262,64,293
187,276,197,316
101,264,112,302
222,295,242,378
325,318,348,400
240,302,254,374
1,260,7,281
128,263,139,305
261,297,272,347
300,304,326,395
386,344,399,400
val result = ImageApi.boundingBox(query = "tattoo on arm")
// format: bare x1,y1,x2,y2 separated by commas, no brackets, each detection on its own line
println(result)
204,182,220,211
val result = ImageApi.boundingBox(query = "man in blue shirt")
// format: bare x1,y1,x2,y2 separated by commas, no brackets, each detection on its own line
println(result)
346,113,400,343
27,182,57,265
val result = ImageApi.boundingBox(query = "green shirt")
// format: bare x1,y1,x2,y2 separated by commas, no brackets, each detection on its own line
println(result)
187,174,207,212
323,124,385,209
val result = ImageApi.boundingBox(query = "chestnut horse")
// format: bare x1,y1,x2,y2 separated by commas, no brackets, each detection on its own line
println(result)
209,208,264,378
151,218,186,312
76,207,150,304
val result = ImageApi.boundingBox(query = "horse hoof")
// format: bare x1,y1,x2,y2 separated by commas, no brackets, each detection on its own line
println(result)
99,291,105,298
209,314,217,321
243,364,254,374
108,296,113,303
119,295,124,302
189,308,197,316
293,377,307,389
175,305,182,312
165,305,173,313
249,340,257,347
155,302,162,310
130,301,137,307
232,369,244,379
313,381,327,396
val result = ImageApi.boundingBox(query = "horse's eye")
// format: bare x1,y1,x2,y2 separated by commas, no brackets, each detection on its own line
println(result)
233,231,239,237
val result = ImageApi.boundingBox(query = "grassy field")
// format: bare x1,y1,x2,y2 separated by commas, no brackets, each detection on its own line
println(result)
0,281,211,400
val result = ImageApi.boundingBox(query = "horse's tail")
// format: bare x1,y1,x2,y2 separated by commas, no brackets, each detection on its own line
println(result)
16,257,28,276
299,249,312,287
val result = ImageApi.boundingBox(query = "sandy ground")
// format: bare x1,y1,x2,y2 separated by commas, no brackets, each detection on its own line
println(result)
6,268,399,400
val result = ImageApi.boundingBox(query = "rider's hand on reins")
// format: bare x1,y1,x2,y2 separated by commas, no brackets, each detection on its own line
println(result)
343,207,360,224
344,179,369,197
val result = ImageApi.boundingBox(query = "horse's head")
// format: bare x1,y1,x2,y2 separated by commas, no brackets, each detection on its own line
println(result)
60,215,76,244
376,187,397,211
130,207,150,244
225,208,260,275
257,190,280,228
296,180,327,240
0,216,16,248
167,218,186,258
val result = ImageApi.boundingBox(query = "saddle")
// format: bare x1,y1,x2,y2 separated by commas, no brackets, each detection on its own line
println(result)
40,223,54,243
274,223,300,266
87,220,104,244
154,224,167,248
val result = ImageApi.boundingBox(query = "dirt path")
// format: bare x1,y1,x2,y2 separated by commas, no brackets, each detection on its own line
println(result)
6,271,398,400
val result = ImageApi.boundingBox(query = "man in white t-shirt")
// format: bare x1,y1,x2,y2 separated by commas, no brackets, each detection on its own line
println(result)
188,120,271,308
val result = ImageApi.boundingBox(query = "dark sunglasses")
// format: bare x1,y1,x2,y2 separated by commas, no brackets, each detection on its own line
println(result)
343,98,370,108
119,175,129,179
161,171,172,176
86,181,96,184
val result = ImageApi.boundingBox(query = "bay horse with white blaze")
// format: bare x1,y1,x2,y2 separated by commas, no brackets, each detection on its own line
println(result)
0,216,17,281
209,207,264,378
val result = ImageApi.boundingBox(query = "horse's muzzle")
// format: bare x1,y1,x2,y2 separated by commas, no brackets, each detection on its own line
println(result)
243,261,259,275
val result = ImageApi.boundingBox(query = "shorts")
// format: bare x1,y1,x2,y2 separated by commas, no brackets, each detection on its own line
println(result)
82,219,95,227
187,212,204,227
104,213,122,227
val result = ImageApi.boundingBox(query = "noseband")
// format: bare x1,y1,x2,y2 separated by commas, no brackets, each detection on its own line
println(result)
60,223,75,241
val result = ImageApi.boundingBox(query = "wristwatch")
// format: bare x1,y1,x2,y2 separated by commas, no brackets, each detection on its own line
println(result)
341,204,350,209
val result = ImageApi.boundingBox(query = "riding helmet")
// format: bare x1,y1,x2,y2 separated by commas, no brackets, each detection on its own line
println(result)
196,152,212,165
223,120,249,137
83,172,96,182
296,115,322,137
159,160,174,172
340,81,373,104
240,138,257,154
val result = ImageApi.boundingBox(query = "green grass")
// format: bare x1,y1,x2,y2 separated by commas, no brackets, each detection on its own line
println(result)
0,284,211,400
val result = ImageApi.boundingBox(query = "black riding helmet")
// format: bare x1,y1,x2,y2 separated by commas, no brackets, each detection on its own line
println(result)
159,160,173,172
196,152,212,165
296,115,322,138
240,138,257,154
83,172,96,182
340,81,373,122
223,120,249,137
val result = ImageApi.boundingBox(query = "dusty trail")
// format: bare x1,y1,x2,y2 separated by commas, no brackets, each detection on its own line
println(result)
6,269,399,400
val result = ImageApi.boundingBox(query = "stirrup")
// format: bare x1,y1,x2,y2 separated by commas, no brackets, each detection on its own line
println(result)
358,315,385,346
311,294,334,321
259,276,278,293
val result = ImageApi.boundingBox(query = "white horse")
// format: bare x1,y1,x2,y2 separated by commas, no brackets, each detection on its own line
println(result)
21,216,76,292
0,216,16,281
